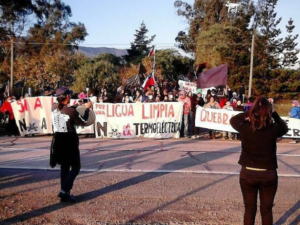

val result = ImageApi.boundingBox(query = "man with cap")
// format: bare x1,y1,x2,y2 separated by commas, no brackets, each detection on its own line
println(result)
50,87,92,202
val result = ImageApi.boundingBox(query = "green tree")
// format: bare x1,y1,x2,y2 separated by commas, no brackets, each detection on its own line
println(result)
281,18,299,68
72,53,121,93
155,49,193,81
124,21,156,64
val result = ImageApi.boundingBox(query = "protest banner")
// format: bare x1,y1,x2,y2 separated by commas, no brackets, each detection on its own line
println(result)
178,80,197,94
11,97,55,136
195,106,299,138
94,102,183,139
11,96,96,136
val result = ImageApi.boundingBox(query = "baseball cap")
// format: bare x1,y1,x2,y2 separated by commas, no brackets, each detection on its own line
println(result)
56,87,73,96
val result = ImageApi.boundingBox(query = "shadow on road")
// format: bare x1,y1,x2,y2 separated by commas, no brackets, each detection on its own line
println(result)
1,145,238,224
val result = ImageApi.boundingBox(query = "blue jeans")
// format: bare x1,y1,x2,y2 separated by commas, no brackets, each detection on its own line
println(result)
183,114,189,137
239,167,278,225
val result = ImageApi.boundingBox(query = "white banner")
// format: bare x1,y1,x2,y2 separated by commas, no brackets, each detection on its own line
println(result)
94,102,183,139
11,97,55,136
195,106,299,138
178,80,197,94
11,96,96,136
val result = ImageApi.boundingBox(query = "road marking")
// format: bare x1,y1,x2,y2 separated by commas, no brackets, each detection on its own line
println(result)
0,166,300,177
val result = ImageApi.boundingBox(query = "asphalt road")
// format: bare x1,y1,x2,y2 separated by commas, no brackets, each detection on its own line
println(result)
0,136,300,224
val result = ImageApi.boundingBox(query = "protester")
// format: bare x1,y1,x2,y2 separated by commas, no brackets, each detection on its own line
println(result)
203,95,220,139
178,90,191,138
222,100,233,140
97,95,103,103
133,90,142,103
0,96,18,136
155,95,161,102
230,92,238,103
245,97,255,112
122,92,133,103
144,92,155,103
50,87,93,202
164,92,176,102
288,100,300,144
230,97,288,225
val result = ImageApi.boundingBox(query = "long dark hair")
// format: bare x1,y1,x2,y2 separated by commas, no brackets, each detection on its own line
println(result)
56,96,67,110
249,97,272,132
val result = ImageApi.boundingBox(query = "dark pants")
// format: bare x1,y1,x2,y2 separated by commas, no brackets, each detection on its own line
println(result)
240,167,278,225
60,155,81,193
6,119,18,136
53,132,81,193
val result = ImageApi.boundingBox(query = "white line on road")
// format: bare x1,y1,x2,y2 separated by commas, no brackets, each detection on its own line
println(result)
0,166,300,178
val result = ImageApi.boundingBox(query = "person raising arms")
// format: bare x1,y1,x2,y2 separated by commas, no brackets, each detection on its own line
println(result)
230,97,288,225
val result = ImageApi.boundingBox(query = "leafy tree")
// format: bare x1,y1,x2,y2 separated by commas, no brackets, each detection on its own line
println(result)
155,49,193,81
281,18,299,68
72,53,121,93
0,0,88,94
124,21,156,64
254,0,282,76
13,50,85,93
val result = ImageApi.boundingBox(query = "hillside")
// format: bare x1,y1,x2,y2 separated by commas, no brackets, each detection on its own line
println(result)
78,46,128,58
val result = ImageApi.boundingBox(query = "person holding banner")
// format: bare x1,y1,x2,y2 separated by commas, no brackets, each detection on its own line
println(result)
50,87,92,202
204,96,220,139
178,90,191,138
230,97,288,225
0,96,18,136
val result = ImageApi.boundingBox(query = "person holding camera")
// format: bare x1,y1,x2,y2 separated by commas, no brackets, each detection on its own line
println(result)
50,87,92,202
230,97,288,225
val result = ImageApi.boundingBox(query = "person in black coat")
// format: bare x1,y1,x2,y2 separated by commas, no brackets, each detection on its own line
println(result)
51,87,92,202
230,97,288,225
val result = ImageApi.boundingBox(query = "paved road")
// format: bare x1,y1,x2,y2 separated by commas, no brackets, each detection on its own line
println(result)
0,136,300,177
0,136,300,224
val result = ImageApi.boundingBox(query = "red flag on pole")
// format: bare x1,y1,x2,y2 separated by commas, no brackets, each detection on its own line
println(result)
148,46,155,57
142,73,155,91
197,64,228,88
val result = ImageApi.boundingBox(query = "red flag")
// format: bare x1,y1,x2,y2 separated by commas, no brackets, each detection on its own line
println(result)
148,46,155,57
142,73,155,91
197,64,228,88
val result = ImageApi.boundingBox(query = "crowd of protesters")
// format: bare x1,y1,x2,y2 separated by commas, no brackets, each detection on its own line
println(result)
0,82,299,142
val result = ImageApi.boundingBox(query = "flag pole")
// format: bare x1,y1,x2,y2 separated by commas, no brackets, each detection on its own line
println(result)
152,45,156,84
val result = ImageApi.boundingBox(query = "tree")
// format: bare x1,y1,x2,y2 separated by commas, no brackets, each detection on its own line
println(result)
124,21,156,64
175,0,254,91
155,49,193,81
254,0,282,74
72,53,121,93
13,50,85,93
0,0,88,94
281,18,299,68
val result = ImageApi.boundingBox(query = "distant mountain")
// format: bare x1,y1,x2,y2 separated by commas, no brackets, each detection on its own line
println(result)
78,46,128,58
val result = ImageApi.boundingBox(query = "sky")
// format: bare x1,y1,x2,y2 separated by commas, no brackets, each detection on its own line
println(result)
63,0,300,51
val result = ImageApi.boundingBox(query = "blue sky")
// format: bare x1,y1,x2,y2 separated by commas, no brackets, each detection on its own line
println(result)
63,0,300,50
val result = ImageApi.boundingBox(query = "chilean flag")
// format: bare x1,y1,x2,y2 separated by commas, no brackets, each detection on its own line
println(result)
142,72,155,91
148,46,155,57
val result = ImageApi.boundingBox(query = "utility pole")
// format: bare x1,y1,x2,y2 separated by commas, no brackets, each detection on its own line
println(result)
248,32,255,98
10,39,14,95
